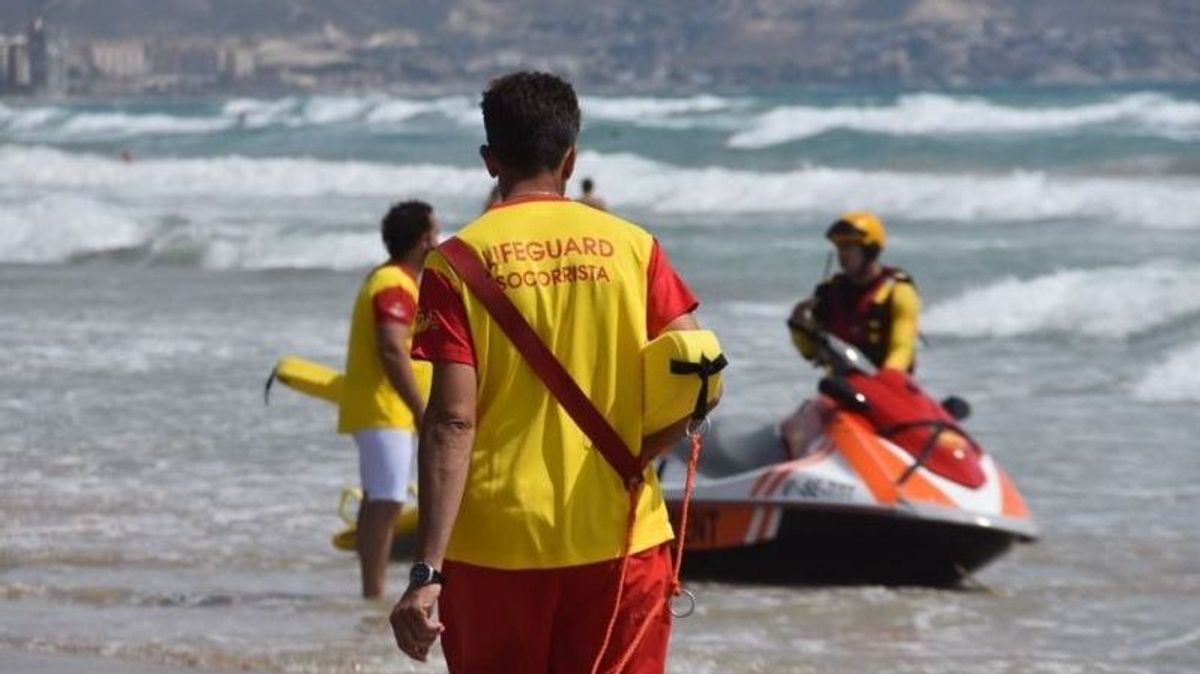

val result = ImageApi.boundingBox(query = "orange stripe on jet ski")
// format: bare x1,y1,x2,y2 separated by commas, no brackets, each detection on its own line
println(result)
878,448,956,507
996,465,1030,518
829,413,956,508
677,504,759,551
828,414,900,505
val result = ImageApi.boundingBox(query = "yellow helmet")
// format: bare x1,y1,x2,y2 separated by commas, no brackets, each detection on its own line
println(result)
825,211,886,251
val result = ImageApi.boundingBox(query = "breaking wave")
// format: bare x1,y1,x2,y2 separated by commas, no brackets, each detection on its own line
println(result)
7,145,1196,226
924,263,1200,339
0,194,149,264
2,147,1198,268
6,91,1197,145
578,152,1200,225
0,93,747,141
728,92,1200,148
0,145,484,199
1133,341,1200,402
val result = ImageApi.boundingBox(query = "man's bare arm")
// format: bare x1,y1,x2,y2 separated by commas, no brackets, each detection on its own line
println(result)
415,361,477,568
389,361,476,662
377,321,426,428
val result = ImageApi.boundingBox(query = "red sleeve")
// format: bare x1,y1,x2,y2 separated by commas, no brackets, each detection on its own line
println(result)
646,238,699,339
411,268,476,366
372,286,417,325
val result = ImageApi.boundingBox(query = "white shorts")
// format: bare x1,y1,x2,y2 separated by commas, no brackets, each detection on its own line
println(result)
352,429,415,503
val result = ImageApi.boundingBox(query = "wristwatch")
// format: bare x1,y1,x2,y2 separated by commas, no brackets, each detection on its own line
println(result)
409,561,445,588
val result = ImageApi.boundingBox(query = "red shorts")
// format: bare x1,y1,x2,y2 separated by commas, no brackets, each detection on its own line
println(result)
439,543,673,674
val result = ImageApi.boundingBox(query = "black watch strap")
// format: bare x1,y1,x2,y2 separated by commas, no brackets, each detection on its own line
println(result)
409,561,445,587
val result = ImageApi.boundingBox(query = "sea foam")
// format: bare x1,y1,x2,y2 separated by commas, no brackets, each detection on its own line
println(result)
924,262,1200,339
3,144,1198,225
1133,341,1200,402
728,92,1200,148
12,91,1195,145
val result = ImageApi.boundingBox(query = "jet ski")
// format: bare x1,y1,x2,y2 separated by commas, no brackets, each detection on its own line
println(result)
658,332,1037,587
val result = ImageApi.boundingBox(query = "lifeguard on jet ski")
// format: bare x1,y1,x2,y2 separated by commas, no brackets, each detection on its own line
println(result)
658,329,1036,586
657,212,1037,586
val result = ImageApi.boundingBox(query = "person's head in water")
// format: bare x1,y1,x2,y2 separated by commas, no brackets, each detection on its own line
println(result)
825,211,886,283
479,71,581,195
577,176,607,210
382,200,439,269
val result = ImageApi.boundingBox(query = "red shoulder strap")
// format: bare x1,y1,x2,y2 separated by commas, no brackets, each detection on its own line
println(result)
438,237,645,488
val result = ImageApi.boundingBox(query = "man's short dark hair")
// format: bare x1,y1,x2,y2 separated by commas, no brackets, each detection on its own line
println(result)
481,71,581,177
381,201,433,259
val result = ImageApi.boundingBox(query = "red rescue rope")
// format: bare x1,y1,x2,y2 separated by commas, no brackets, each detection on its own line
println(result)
590,429,704,674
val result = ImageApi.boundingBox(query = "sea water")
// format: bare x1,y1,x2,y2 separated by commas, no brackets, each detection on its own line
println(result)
2,87,1199,673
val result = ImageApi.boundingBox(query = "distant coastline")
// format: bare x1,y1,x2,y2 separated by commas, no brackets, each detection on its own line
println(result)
5,79,1200,105
1,2,1197,99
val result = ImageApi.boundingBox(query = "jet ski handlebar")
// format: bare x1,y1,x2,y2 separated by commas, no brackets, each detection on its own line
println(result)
787,321,877,378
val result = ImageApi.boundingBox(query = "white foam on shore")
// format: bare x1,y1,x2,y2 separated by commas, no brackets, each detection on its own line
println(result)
924,262,1200,339
728,92,1200,147
1133,341,1200,402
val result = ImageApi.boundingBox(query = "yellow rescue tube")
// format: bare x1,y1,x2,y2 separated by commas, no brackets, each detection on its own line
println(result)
642,329,726,434
269,356,344,405
266,356,433,407
330,486,419,552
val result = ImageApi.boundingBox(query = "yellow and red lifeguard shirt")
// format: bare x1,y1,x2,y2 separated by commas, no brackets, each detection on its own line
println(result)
337,262,421,434
412,195,698,570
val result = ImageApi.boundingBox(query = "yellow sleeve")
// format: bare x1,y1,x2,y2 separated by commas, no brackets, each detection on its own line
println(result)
790,324,818,360
883,282,920,371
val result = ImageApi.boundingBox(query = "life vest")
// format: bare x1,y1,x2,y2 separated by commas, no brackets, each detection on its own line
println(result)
816,267,915,371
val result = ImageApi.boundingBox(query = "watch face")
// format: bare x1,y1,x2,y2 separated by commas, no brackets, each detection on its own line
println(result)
410,563,432,585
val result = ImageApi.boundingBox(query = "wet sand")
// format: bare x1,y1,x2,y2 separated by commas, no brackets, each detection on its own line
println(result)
0,651,256,674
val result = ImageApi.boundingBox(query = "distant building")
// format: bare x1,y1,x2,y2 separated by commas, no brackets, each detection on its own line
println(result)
88,39,148,79
28,17,67,96
2,36,30,93
1,17,67,96
219,44,257,81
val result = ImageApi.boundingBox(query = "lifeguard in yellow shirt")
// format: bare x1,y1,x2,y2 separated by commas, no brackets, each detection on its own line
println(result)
339,201,438,599
789,211,921,372
389,71,709,674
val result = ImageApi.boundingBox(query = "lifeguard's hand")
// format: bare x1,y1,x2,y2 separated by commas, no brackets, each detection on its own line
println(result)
788,299,818,333
390,584,445,662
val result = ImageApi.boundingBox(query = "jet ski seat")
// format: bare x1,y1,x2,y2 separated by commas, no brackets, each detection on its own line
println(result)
669,415,789,479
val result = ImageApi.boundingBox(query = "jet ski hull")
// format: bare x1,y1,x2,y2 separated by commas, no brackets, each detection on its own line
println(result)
671,504,1021,586
660,400,1038,587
